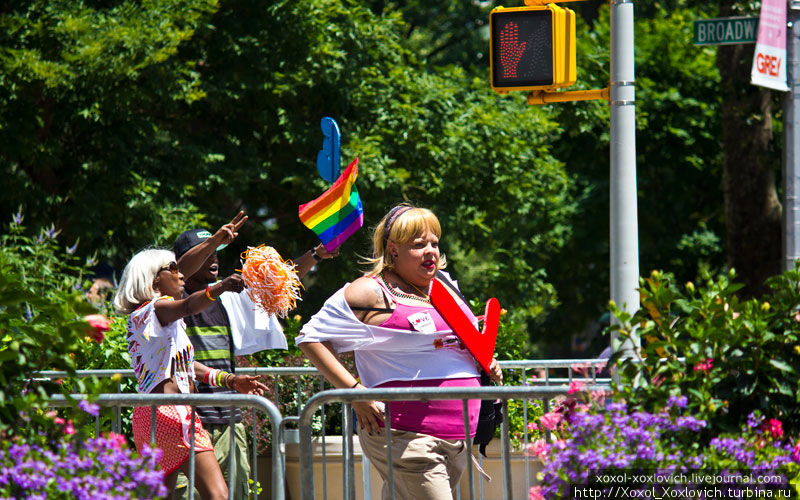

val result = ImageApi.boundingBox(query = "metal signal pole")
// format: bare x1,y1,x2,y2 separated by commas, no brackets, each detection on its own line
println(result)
609,0,640,353
784,4,800,270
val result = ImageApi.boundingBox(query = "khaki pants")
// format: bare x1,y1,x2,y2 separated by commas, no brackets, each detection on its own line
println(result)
175,421,251,499
358,428,467,500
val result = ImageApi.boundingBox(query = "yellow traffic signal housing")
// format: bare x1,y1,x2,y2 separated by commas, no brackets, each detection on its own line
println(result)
490,4,576,93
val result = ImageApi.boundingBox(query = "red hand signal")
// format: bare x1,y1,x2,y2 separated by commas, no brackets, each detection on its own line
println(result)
498,21,526,78
430,279,499,374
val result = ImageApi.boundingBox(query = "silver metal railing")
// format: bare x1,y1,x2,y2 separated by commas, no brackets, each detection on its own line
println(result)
47,393,284,500
297,385,611,500
38,360,613,499
35,358,612,400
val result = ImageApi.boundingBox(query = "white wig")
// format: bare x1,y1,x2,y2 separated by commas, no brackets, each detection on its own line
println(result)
113,248,175,314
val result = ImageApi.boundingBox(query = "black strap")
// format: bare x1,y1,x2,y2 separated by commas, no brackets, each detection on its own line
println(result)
349,306,394,313
435,270,467,303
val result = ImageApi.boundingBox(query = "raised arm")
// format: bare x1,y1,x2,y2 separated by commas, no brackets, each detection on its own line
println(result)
154,274,245,325
177,211,247,277
293,243,338,279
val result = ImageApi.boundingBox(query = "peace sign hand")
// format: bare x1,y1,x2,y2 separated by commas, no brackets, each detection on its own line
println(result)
213,211,248,246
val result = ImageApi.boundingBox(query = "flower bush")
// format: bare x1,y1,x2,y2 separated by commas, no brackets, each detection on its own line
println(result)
0,213,110,436
0,412,165,499
527,265,800,499
0,213,164,499
530,395,799,499
608,267,800,434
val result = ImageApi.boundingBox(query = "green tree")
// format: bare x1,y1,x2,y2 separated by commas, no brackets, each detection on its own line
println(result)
0,0,574,340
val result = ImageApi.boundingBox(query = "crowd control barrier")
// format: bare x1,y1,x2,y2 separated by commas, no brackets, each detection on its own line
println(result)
297,384,611,500
40,359,612,500
47,393,284,500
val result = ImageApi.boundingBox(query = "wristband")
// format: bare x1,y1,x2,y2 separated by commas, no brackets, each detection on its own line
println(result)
225,373,235,389
351,380,360,388
311,247,323,262
205,286,216,301
203,370,212,385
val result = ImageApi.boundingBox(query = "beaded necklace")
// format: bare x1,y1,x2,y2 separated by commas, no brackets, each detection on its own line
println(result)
379,272,431,304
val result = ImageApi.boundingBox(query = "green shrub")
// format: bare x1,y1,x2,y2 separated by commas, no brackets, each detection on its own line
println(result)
0,213,110,435
609,265,800,434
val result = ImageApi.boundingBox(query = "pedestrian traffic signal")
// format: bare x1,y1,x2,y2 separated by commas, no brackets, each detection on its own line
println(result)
490,4,576,93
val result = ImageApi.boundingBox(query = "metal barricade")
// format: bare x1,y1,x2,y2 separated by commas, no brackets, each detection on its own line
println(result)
297,384,611,500
47,393,285,500
38,360,612,499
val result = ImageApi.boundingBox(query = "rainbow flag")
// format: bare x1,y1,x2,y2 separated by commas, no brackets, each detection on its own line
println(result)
299,158,363,252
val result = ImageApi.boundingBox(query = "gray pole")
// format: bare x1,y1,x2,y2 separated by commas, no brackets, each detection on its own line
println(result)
784,4,800,270
609,0,640,352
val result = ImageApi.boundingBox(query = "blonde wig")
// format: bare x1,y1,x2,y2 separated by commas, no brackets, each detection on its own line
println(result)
113,248,175,314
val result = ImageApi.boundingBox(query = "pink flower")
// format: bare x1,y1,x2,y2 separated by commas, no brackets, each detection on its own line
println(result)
84,314,111,343
63,419,75,435
568,380,585,394
571,364,590,377
530,485,545,500
527,439,549,461
539,411,562,431
590,390,610,405
106,432,127,449
54,417,65,425
792,442,800,462
762,418,783,439
693,358,714,372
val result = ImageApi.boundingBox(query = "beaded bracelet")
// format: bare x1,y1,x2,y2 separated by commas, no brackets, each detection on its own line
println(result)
206,369,233,388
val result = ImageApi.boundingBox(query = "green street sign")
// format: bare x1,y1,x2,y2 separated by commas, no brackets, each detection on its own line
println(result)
693,16,758,45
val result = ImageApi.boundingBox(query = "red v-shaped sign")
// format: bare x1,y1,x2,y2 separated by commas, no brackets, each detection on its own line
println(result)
430,279,500,374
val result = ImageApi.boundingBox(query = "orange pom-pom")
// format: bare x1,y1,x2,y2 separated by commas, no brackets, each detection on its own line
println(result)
240,245,304,318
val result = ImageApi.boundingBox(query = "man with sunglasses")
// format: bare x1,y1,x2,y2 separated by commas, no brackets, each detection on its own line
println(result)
172,211,336,499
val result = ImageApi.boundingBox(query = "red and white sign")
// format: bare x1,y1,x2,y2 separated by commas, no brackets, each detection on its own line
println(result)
751,0,788,91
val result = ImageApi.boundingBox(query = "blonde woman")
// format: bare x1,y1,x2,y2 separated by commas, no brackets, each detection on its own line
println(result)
297,203,502,500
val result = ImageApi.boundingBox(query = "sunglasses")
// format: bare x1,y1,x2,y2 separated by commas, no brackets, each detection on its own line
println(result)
158,261,179,275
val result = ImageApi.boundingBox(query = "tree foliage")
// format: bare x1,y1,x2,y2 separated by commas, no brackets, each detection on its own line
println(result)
0,0,786,353
0,0,574,338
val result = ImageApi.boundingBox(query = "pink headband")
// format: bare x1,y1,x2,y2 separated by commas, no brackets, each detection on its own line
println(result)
382,206,412,248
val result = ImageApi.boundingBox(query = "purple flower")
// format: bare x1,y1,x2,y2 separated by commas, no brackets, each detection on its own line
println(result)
11,210,23,225
666,395,687,409
78,400,100,417
747,412,764,429
42,224,60,240
1,433,164,499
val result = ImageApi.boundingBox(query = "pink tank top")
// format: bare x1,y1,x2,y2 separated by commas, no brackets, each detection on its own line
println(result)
371,277,480,439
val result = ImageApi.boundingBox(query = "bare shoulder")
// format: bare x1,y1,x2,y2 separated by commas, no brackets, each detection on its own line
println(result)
344,276,383,309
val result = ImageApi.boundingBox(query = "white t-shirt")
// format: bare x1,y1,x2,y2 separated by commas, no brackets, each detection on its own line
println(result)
127,296,195,394
218,289,287,355
297,283,479,388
